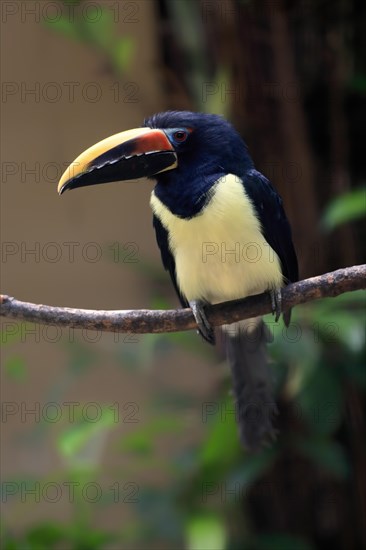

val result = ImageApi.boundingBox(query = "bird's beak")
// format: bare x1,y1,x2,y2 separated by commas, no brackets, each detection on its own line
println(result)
57,127,177,195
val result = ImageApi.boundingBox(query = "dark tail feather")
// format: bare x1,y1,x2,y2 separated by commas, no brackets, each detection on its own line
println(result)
224,319,278,450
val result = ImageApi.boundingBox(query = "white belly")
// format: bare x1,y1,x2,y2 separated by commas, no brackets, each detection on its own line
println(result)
150,174,284,303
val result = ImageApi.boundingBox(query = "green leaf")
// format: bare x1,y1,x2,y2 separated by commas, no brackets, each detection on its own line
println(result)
57,407,116,460
119,416,184,455
65,524,118,548
297,292,366,352
322,187,366,231
120,431,153,455
26,523,64,547
43,16,80,40
199,397,241,470
3,541,20,550
4,356,26,381
186,515,227,550
81,7,114,50
113,37,134,72
150,295,172,309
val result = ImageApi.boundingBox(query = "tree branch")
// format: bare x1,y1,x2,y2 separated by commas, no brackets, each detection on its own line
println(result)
1,265,365,334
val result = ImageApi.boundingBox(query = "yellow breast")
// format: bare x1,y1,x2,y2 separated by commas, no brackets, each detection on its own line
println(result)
150,174,284,303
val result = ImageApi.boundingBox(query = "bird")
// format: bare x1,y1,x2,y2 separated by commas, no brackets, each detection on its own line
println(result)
58,111,298,450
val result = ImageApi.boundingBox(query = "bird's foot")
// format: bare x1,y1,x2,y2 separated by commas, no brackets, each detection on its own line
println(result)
270,288,282,322
189,300,215,345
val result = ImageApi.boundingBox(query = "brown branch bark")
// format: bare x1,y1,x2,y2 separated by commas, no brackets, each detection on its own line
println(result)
1,265,365,334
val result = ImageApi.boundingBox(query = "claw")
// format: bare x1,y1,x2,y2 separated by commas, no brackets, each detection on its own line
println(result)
189,300,215,344
270,288,282,322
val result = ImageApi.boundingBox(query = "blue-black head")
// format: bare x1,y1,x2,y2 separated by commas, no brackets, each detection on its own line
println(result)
144,111,254,217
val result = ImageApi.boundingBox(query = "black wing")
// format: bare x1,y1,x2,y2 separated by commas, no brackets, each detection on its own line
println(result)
243,169,298,284
152,215,189,308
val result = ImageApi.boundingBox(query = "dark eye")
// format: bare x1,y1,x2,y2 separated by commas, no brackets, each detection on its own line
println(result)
173,130,188,143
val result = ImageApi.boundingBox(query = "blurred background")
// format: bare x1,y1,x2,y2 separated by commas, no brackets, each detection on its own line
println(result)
1,1,365,548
